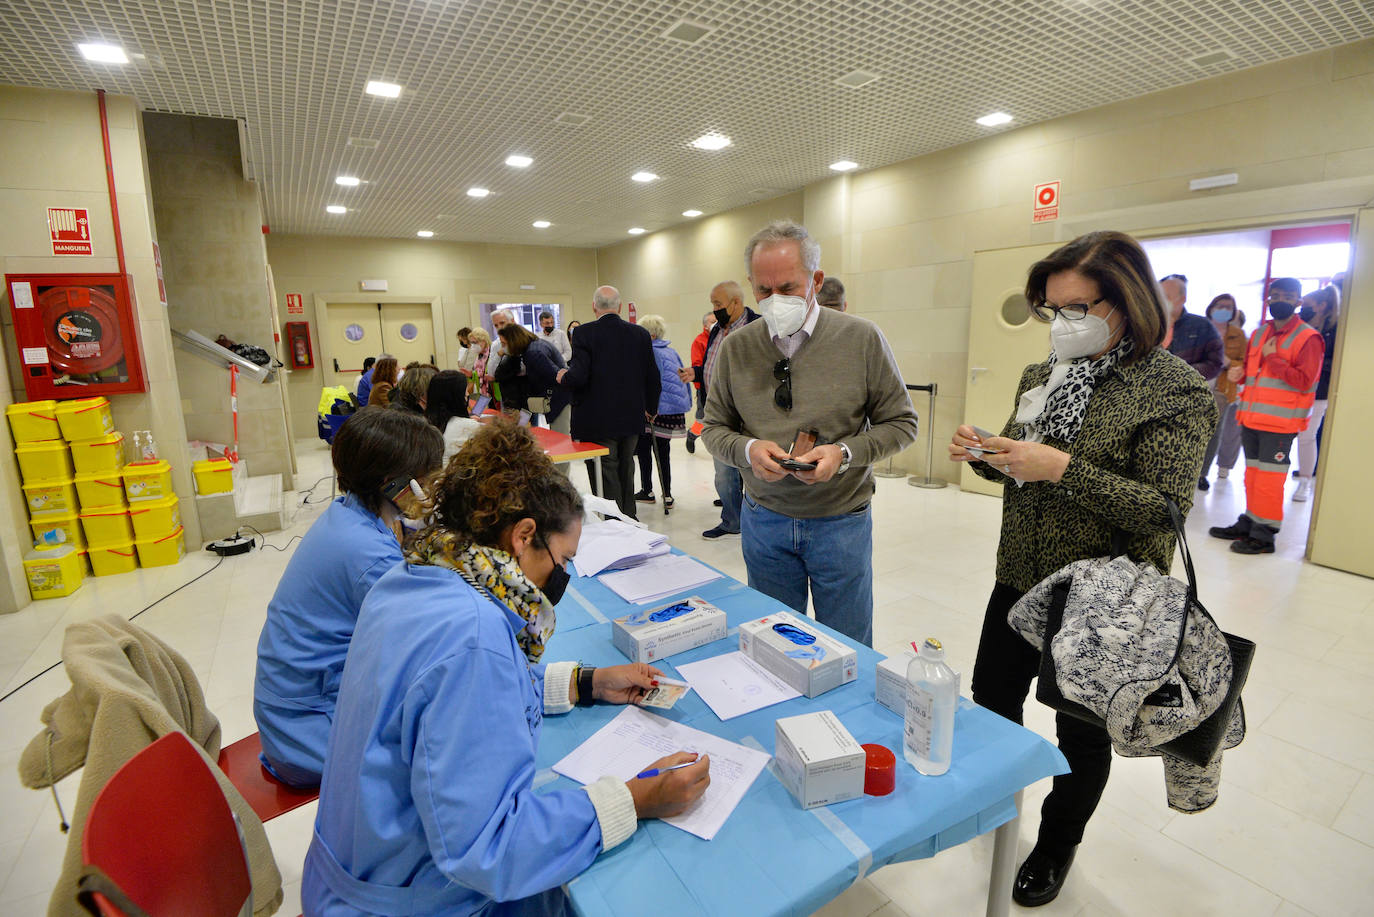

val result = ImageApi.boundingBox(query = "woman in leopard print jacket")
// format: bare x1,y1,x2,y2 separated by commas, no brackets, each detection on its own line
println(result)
949,231,1216,908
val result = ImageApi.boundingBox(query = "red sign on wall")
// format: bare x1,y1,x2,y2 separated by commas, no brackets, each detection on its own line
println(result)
286,293,303,315
152,242,167,305
1032,182,1060,223
48,207,93,255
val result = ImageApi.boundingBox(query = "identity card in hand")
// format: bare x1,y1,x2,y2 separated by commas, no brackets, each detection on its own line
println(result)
637,676,692,710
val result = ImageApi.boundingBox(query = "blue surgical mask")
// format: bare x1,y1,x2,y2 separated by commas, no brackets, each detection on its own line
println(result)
1210,308,1234,324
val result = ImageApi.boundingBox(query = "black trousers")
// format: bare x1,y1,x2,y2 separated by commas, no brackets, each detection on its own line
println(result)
635,435,672,497
971,581,1113,854
588,434,640,520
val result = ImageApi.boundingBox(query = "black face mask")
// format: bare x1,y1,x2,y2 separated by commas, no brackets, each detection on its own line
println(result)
712,307,731,328
1269,301,1297,321
1299,305,1316,322
541,543,570,606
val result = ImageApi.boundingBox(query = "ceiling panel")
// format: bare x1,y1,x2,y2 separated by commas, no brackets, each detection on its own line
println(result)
0,0,1368,246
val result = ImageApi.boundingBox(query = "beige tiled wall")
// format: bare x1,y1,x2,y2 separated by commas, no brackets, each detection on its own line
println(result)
144,111,293,481
265,234,599,435
0,87,201,612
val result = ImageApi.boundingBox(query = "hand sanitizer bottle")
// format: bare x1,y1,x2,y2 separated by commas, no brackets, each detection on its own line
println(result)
904,637,957,775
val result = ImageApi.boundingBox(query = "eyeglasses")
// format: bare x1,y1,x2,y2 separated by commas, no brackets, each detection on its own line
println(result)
773,358,792,411
1030,297,1105,322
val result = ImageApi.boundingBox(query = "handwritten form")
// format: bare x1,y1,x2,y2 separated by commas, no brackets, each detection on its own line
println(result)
675,651,802,720
552,706,770,840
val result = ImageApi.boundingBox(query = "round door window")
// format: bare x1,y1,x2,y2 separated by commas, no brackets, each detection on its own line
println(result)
344,323,366,342
399,322,419,342
1000,292,1033,327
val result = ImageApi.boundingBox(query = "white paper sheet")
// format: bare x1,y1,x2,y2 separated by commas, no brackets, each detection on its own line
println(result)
675,651,802,720
598,553,721,603
552,706,769,841
573,520,669,577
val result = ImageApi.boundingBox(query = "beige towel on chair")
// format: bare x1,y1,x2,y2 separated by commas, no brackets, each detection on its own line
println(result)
17,614,283,917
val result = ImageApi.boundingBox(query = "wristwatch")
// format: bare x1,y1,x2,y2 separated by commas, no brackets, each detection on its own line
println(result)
576,664,597,707
836,442,852,474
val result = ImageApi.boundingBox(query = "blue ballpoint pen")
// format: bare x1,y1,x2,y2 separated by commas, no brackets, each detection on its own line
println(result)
635,759,701,779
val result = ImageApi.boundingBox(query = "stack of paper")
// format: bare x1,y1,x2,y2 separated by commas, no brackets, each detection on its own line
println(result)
574,520,670,577
599,553,722,604
553,706,770,840
675,651,802,720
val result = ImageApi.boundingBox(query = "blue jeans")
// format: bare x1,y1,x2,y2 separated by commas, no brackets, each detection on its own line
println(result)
740,493,874,646
713,458,743,533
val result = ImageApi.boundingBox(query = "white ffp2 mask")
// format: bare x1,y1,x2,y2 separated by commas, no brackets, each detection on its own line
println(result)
758,292,810,338
1051,308,1117,360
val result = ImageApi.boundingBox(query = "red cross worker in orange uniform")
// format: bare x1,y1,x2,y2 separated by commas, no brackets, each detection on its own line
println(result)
1209,276,1325,555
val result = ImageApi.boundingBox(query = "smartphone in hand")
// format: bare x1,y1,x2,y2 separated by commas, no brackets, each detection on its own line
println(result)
777,457,818,471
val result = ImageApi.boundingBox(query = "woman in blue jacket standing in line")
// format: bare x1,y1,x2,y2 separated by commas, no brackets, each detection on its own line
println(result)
303,421,710,916
632,314,693,510
253,407,444,788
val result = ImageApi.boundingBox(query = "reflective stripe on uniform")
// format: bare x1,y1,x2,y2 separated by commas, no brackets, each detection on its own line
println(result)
1245,510,1283,528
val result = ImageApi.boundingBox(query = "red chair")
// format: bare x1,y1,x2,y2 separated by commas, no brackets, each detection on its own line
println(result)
216,731,319,823
79,732,253,917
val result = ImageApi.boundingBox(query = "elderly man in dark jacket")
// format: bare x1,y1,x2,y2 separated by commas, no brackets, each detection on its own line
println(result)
1161,274,1222,380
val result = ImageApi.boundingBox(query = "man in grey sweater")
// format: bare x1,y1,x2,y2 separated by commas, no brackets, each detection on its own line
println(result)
702,220,918,646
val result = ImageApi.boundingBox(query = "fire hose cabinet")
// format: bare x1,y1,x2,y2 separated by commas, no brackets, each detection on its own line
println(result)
284,321,314,370
5,273,149,400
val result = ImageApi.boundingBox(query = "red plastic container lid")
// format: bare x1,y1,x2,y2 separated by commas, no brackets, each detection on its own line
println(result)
862,743,896,796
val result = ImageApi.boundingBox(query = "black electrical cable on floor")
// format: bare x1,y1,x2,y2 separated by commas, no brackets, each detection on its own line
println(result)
0,553,227,708
298,474,334,504
241,523,302,554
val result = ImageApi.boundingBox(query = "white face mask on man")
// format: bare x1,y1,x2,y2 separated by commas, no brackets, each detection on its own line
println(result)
1050,307,1118,360
758,290,811,338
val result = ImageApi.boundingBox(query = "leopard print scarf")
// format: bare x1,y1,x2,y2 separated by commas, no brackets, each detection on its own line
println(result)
1021,337,1133,444
405,527,556,665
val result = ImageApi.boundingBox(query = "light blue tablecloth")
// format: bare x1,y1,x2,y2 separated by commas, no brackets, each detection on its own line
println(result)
541,555,1068,917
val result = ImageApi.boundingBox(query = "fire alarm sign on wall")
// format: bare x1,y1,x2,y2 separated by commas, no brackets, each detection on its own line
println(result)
48,208,93,255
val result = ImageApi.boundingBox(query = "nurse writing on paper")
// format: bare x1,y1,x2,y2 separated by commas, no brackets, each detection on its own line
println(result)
303,419,711,917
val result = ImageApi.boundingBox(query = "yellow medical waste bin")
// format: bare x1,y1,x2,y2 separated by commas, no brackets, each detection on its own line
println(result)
134,526,185,567
74,470,127,508
23,543,84,599
15,440,73,484
80,506,135,548
6,400,61,444
129,495,180,540
55,397,115,441
23,477,79,517
70,431,125,476
123,460,173,502
29,510,84,549
193,458,234,495
89,540,139,577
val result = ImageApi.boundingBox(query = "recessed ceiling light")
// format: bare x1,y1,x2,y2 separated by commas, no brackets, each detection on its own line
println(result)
467,187,490,198
365,80,402,98
334,175,361,186
691,133,731,151
326,205,347,214
532,220,552,229
416,230,434,238
505,154,533,168
78,43,128,64
631,171,659,183
628,227,646,235
976,111,1013,127
682,209,703,218
829,160,859,172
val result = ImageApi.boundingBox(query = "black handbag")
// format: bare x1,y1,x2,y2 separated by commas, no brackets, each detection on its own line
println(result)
1035,499,1255,768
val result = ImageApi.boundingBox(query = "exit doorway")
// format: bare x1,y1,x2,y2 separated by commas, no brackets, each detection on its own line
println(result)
314,294,445,388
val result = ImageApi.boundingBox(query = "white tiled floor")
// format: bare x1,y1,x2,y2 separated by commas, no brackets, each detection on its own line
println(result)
1,440,1371,917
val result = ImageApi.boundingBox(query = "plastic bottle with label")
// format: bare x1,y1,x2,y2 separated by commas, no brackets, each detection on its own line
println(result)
904,637,958,776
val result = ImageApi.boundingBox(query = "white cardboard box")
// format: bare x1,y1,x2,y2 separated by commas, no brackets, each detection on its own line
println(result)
774,710,866,809
876,651,961,716
738,610,858,698
611,596,728,663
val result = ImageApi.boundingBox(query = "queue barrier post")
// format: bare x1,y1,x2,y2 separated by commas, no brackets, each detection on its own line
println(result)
905,382,948,490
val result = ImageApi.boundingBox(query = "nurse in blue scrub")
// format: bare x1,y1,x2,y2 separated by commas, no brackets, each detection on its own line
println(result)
253,407,444,788
303,420,711,916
